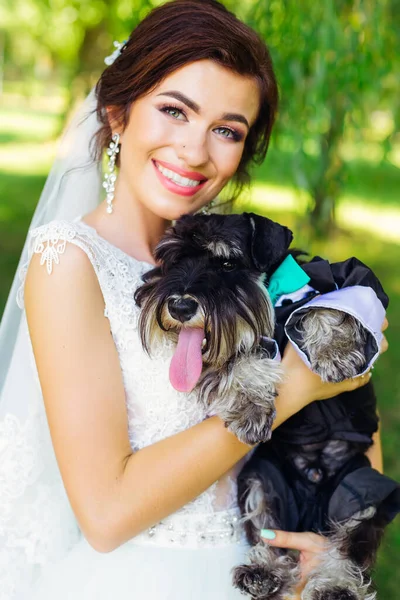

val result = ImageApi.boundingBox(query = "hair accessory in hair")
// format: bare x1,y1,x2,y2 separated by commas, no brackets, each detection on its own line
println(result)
104,40,128,66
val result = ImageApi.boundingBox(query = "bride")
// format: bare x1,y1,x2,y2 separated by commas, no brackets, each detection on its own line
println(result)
0,1,387,598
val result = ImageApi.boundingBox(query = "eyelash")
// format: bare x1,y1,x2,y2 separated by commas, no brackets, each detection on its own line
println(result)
159,104,243,142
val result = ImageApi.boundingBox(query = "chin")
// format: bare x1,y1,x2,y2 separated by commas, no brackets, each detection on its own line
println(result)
144,195,207,221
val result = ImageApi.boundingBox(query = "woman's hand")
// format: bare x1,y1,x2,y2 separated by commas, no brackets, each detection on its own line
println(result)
280,317,389,409
381,316,389,349
260,529,330,599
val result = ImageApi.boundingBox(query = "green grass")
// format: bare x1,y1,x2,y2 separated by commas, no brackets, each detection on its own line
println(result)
0,100,399,596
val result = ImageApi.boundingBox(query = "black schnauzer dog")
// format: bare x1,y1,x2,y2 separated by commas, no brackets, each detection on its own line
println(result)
135,212,400,600
135,212,292,445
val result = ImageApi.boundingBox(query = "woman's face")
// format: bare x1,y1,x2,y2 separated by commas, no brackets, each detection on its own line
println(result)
114,59,260,220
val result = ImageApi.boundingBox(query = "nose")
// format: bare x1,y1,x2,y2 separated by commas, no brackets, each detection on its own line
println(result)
178,129,209,167
168,297,199,323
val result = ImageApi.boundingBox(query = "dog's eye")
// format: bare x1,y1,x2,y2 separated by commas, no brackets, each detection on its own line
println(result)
222,261,236,271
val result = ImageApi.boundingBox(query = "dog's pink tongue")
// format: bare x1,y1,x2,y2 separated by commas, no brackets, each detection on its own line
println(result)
169,328,204,392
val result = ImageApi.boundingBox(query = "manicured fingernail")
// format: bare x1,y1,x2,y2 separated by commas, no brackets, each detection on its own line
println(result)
260,529,276,540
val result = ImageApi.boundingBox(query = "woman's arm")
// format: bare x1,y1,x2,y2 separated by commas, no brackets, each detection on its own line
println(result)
25,244,374,553
108,343,372,551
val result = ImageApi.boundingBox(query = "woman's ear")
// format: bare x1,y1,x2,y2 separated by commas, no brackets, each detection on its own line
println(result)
106,106,124,138
246,212,293,273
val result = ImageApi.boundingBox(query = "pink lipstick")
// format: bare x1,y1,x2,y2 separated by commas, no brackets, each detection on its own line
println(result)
152,159,208,197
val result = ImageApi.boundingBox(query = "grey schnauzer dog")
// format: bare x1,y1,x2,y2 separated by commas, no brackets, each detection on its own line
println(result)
134,212,293,445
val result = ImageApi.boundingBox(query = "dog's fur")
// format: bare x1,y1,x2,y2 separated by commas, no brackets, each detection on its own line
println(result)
135,212,293,445
233,441,386,600
295,309,368,383
134,212,386,599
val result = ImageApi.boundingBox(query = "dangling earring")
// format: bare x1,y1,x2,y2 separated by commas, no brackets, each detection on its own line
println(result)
103,133,120,214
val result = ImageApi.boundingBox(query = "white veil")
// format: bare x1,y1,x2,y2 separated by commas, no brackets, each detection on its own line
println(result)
0,86,104,598
0,88,102,397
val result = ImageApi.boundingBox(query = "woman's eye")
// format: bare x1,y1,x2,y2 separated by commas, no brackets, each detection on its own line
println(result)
214,127,242,142
160,105,186,120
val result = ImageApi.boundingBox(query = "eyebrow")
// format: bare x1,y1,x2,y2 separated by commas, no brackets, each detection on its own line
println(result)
156,90,250,129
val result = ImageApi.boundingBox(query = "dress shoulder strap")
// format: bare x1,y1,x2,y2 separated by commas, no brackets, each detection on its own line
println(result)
16,219,151,316
17,219,108,310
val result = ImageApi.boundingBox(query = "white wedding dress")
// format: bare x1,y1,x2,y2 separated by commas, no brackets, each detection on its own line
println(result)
1,218,251,600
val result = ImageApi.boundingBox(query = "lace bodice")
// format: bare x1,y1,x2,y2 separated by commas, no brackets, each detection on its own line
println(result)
26,219,243,509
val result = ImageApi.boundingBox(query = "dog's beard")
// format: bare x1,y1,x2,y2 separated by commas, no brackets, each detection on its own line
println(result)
136,275,275,392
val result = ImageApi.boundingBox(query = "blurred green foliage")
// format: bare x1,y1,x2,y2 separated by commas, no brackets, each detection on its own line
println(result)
1,0,399,233
250,0,399,232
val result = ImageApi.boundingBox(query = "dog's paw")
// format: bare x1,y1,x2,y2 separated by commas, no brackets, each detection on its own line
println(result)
232,564,285,600
225,403,276,444
312,588,359,600
312,357,366,383
297,309,368,383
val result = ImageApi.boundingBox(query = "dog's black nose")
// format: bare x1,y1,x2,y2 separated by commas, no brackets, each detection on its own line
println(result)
168,298,198,323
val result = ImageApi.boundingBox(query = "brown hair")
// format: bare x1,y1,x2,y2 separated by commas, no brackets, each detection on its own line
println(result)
94,0,278,194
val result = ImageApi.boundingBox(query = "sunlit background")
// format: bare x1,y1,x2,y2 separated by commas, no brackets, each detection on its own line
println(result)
0,0,399,594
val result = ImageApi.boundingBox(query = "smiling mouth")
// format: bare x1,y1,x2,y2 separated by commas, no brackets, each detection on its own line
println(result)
152,159,208,195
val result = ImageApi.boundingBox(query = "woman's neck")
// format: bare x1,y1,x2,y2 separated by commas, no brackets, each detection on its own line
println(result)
83,178,169,265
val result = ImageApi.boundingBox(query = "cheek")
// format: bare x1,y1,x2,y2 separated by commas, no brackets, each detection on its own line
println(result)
124,108,171,157
213,143,244,180
137,110,176,151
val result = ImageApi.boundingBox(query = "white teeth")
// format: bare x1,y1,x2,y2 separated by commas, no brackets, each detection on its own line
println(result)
202,338,207,349
156,162,203,188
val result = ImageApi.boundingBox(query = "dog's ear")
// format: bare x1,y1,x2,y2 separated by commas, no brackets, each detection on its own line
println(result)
246,212,293,273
